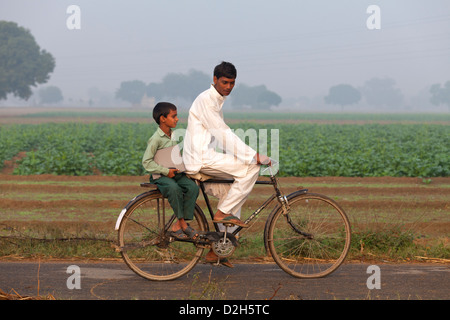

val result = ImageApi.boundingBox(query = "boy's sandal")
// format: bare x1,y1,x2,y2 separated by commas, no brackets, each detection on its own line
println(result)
170,228,189,240
212,215,249,228
183,225,200,240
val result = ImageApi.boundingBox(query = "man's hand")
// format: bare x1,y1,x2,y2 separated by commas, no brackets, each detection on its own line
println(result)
255,153,271,166
167,168,179,178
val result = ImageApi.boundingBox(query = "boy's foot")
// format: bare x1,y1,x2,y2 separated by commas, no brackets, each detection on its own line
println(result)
170,228,189,240
171,221,199,240
183,225,199,240
212,214,249,228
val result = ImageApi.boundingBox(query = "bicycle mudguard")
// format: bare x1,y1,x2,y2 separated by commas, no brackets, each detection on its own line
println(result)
114,190,161,230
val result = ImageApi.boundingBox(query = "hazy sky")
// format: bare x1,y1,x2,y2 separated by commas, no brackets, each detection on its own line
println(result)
1,0,450,104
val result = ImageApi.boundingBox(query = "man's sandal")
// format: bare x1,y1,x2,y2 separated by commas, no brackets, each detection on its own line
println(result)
218,258,234,268
212,215,249,228
205,256,234,268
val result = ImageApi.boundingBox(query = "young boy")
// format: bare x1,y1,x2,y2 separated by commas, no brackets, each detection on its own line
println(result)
142,102,199,240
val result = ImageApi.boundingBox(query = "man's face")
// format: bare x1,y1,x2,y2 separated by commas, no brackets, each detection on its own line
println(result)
213,76,236,96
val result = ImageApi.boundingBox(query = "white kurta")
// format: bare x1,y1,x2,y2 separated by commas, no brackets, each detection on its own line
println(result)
183,85,260,217
183,85,257,177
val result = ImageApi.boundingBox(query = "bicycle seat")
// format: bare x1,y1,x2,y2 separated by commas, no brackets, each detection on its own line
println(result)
187,172,234,184
140,183,156,188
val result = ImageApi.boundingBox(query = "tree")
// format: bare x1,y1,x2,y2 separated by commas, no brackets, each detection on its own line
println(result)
38,86,63,104
118,70,282,109
0,21,55,100
324,84,361,110
115,80,147,105
430,81,450,111
146,82,163,101
256,88,282,110
361,77,403,108
231,84,282,110
146,70,210,102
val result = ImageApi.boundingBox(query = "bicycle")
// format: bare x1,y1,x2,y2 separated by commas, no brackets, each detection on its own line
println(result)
114,164,351,281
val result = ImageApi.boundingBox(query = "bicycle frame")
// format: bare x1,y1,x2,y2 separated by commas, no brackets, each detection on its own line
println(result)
198,179,275,234
118,164,307,239
198,166,306,236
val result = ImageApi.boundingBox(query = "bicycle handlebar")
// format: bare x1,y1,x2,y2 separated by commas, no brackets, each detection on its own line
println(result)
260,158,279,176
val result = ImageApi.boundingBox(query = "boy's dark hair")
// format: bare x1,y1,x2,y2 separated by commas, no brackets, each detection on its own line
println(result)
214,61,237,79
153,102,177,124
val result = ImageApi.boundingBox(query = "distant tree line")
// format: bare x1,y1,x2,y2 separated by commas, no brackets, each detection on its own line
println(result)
324,78,404,110
430,81,450,111
115,70,282,110
324,77,450,111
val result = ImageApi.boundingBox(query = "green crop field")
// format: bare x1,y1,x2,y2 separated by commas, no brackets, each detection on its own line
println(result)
1,121,448,177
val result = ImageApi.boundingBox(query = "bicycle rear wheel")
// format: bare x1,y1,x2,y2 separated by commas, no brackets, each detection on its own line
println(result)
266,192,351,278
117,190,208,281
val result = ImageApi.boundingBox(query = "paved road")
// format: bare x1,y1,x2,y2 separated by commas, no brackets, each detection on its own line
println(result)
0,260,448,300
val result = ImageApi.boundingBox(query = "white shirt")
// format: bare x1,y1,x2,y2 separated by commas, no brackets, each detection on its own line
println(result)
183,85,257,176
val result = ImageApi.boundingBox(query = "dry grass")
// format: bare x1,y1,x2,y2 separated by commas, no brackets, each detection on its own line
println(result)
0,288,55,300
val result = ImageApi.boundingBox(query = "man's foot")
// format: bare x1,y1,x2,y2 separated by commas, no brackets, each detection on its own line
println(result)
212,214,249,228
204,250,234,268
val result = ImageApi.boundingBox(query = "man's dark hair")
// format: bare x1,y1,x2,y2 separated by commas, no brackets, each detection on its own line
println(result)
153,102,177,124
214,61,237,79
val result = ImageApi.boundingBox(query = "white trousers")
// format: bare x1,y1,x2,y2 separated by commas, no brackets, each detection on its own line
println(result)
201,163,260,232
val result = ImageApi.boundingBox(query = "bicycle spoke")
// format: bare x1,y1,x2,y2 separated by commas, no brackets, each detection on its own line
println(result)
118,192,206,281
267,192,351,278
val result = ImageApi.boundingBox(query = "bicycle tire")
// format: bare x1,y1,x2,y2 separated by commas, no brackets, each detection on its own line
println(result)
117,190,208,281
265,191,351,278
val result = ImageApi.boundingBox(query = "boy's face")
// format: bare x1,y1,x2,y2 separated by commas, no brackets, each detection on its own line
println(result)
213,76,235,96
160,109,178,128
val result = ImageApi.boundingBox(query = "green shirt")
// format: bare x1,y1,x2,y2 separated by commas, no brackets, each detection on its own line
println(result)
142,127,177,177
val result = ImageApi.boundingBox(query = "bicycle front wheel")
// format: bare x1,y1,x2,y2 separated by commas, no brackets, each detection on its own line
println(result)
266,192,351,278
117,190,208,281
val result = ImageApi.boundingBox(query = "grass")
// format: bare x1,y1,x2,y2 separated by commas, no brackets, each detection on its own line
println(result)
0,221,118,260
2,223,447,262
1,180,137,187
351,227,449,261
0,175,448,262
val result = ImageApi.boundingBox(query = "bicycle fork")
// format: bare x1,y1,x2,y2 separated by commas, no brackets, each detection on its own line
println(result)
274,183,314,239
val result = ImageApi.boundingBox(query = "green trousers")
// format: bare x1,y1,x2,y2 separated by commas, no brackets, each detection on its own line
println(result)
152,173,199,220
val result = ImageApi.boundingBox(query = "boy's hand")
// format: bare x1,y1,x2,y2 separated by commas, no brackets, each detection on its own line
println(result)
167,168,179,178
